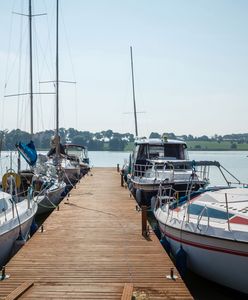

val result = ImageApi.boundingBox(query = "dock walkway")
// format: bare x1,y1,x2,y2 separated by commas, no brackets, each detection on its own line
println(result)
0,168,192,299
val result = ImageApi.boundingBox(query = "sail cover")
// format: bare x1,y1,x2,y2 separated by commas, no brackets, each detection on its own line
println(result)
16,140,37,166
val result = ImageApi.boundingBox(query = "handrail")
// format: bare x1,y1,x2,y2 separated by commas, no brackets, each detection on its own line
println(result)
225,193,231,231
196,205,209,231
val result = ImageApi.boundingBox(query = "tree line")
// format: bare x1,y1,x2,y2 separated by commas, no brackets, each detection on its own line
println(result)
0,128,134,151
1,129,248,151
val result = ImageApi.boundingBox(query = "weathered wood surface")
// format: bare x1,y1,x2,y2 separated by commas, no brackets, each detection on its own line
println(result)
0,168,193,299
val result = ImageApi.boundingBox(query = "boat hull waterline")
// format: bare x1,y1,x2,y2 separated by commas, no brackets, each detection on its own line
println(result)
157,220,248,294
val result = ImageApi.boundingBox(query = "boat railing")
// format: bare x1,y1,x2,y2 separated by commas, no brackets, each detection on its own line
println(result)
132,160,217,182
225,192,231,231
196,205,210,231
132,162,190,179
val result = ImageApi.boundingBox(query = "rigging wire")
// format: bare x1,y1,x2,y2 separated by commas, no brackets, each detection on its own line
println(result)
4,0,16,92
2,1,16,133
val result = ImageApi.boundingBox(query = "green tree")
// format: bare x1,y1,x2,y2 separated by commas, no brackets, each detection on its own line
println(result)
72,135,87,145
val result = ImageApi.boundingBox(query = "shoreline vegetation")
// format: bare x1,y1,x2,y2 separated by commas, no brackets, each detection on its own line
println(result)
1,128,248,152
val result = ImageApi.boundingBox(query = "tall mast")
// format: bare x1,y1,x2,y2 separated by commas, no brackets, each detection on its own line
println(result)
55,0,60,157
130,46,138,138
29,0,34,137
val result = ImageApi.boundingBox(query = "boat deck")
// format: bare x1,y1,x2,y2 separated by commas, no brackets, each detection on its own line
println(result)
0,167,192,299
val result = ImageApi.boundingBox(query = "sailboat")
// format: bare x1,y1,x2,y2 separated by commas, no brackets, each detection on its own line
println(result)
153,166,248,294
7,0,65,216
0,185,37,268
47,0,80,187
0,1,41,268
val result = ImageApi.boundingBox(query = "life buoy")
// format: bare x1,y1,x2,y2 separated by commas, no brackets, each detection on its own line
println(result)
2,172,21,190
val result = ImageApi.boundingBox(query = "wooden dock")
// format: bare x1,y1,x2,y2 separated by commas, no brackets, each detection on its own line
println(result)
0,168,193,299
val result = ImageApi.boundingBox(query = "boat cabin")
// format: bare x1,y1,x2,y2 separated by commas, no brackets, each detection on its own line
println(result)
132,138,188,166
63,144,89,164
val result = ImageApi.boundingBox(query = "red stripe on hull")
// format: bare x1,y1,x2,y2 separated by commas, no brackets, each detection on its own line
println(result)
161,226,248,257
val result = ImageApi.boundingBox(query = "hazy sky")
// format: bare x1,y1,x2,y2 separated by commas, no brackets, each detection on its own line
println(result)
1,0,248,138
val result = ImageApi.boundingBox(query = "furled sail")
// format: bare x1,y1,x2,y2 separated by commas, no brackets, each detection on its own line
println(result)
16,140,37,166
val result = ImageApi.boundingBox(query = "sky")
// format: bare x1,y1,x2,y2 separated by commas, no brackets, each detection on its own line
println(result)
0,0,248,138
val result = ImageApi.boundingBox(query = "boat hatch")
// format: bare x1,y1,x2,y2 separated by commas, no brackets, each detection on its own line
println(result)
188,203,234,220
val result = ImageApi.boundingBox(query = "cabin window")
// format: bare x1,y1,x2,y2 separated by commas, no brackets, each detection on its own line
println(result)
137,144,148,160
148,145,164,159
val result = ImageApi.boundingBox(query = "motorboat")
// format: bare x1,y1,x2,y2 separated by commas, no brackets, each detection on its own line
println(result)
63,144,90,177
153,170,248,294
127,136,208,206
60,156,81,186
0,177,37,268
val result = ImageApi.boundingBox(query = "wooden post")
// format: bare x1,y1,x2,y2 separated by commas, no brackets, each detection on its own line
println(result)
117,164,120,172
141,205,147,237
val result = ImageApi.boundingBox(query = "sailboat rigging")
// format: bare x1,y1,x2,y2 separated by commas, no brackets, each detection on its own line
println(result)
0,0,38,269
46,0,80,186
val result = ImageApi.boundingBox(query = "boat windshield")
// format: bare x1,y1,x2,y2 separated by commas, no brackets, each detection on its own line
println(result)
148,144,188,160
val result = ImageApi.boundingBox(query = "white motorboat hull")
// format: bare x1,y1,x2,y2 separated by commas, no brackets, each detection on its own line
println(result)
158,221,248,294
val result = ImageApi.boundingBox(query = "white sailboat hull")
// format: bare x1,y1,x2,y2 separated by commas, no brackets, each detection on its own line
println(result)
63,167,80,185
35,182,66,215
157,218,248,294
0,199,37,267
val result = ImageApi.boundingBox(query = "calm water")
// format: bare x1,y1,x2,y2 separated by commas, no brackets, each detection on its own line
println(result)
89,150,248,185
1,150,248,183
1,150,248,299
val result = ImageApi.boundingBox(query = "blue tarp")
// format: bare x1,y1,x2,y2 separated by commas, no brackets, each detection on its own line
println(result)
16,140,37,166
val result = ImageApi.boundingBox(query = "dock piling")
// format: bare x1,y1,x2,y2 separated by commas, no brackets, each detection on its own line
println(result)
141,205,149,237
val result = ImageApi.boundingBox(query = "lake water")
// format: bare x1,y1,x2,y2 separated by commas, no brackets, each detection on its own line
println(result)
89,150,248,185
1,150,248,183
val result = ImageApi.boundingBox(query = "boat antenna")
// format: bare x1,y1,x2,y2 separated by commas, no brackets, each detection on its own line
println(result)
130,46,138,138
28,0,34,138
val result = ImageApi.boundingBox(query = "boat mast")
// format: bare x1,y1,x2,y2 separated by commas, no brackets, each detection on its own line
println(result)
29,0,34,137
55,0,60,158
130,46,138,138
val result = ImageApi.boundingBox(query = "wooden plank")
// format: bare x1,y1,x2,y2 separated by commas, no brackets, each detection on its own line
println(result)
4,281,34,300
121,283,133,300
